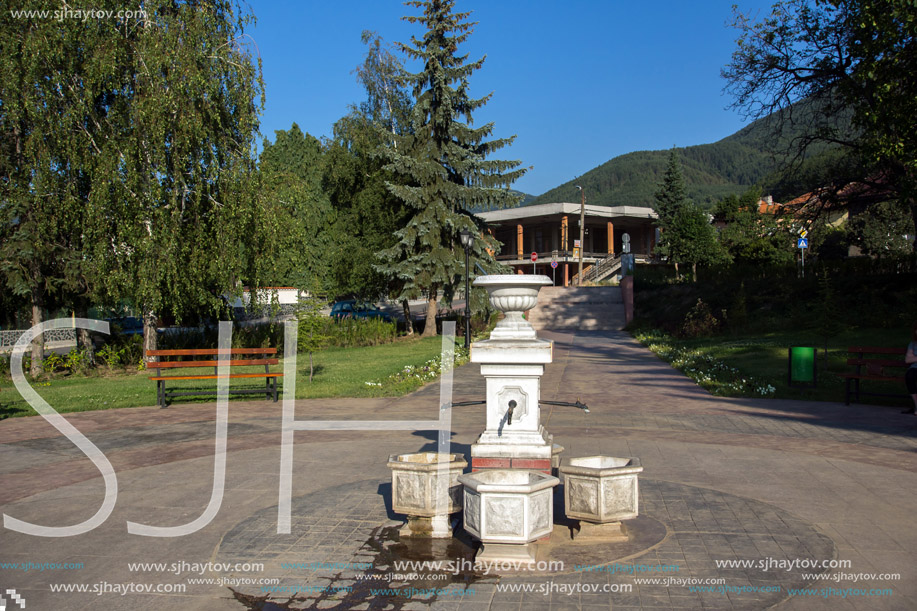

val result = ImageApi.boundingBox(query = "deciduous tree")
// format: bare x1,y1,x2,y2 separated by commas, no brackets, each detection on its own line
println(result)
324,32,415,331
1,0,268,371
664,204,731,281
714,188,794,266
259,124,336,291
722,0,917,249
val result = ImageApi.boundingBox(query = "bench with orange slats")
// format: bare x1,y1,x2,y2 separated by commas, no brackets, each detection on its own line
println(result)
146,348,282,409
841,346,907,405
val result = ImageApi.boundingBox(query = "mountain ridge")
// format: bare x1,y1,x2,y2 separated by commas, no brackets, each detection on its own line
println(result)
528,113,784,210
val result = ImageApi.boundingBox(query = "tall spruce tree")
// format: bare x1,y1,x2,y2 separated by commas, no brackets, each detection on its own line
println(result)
653,149,689,274
653,149,688,227
376,0,527,337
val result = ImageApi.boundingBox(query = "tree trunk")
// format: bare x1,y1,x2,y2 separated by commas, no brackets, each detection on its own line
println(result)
692,262,698,283
75,305,95,366
309,351,314,382
673,261,679,280
29,284,44,377
910,199,917,254
401,299,414,336
142,308,157,364
422,289,438,337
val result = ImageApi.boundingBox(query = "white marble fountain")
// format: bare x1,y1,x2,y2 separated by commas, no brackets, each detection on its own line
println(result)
387,274,641,558
458,275,560,561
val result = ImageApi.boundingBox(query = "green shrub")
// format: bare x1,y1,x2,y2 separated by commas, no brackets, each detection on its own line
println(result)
42,352,65,374
96,344,126,369
680,299,720,338
156,327,218,350
322,317,397,348
64,348,89,373
234,322,285,350
728,282,748,332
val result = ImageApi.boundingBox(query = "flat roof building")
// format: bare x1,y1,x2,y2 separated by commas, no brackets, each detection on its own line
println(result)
478,202,659,285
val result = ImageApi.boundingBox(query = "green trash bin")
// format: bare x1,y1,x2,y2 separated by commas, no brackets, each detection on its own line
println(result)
788,346,817,388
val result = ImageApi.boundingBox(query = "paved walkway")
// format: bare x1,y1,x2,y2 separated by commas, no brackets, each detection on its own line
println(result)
1,330,916,610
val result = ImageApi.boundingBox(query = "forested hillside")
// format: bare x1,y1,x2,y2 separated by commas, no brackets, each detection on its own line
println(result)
529,113,796,209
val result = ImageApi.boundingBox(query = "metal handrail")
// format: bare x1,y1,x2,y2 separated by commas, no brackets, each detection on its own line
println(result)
571,253,621,285
584,254,622,283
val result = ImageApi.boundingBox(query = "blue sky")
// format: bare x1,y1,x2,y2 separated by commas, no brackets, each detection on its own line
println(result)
249,0,772,197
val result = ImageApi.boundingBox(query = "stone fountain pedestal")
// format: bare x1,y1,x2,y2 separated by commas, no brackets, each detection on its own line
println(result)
469,275,555,474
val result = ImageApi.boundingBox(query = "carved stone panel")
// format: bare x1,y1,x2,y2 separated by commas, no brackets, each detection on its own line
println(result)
496,385,528,424
484,496,525,536
567,476,599,516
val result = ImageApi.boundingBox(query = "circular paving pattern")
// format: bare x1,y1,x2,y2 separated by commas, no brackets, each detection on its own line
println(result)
217,478,835,610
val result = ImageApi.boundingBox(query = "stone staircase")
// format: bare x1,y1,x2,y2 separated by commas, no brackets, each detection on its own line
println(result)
527,286,626,331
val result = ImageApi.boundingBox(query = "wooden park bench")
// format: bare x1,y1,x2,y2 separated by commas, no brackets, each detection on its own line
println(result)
146,348,282,409
841,346,908,405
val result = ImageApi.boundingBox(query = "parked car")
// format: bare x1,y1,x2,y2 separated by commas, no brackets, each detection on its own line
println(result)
105,316,144,335
329,300,393,323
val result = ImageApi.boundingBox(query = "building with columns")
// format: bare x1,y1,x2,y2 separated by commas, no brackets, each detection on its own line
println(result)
477,202,659,286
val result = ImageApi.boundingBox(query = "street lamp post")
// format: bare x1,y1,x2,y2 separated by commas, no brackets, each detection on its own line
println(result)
459,229,474,349
575,185,585,285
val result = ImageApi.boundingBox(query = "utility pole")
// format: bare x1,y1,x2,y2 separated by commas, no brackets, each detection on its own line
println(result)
575,185,585,285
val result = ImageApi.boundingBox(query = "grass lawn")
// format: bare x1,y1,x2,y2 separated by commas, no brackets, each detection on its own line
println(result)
0,336,455,418
632,325,913,407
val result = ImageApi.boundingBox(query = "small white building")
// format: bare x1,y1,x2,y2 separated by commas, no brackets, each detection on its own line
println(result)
229,287,305,309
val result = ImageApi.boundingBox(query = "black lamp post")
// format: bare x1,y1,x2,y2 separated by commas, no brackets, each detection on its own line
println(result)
459,229,473,349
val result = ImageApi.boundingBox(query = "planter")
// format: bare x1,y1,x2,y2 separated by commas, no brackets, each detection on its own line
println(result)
458,469,558,560
388,452,468,538
560,456,642,523
473,275,552,340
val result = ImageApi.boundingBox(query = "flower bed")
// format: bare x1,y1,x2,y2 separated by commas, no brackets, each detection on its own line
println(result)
366,347,470,393
634,329,776,397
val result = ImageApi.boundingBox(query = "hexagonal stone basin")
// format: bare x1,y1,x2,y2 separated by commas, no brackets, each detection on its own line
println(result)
388,453,467,538
458,469,558,547
560,456,643,523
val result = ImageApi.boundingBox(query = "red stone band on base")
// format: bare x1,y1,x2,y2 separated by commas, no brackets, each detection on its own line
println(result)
471,457,552,473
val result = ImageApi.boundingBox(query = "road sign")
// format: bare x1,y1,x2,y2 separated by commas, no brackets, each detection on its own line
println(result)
800,229,808,238
531,252,538,262
798,238,808,249
621,232,631,254
550,260,558,269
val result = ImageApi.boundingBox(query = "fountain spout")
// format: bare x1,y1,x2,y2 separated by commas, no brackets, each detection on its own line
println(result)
507,400,517,425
